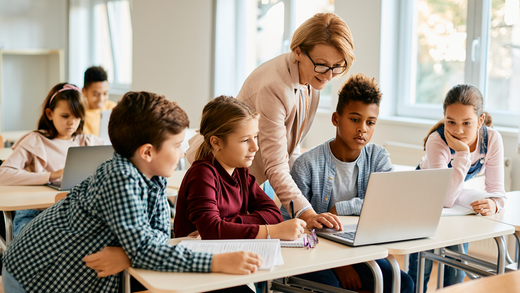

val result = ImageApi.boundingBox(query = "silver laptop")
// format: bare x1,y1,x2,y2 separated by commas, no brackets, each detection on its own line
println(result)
46,145,114,191
316,168,454,246
99,110,112,145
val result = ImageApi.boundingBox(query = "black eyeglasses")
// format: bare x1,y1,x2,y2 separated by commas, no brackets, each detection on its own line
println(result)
304,51,347,75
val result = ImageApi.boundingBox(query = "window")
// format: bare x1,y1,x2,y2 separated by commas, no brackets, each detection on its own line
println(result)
397,0,520,127
214,0,335,111
69,0,132,92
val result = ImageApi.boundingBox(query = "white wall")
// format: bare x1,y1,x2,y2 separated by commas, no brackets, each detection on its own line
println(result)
0,0,68,131
131,0,214,126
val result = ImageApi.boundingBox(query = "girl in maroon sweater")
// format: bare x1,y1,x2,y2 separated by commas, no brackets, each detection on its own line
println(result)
174,96,306,240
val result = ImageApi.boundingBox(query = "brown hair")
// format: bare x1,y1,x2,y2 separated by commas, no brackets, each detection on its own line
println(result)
336,73,382,114
423,84,493,148
196,96,259,160
37,82,85,139
109,91,189,158
290,12,355,76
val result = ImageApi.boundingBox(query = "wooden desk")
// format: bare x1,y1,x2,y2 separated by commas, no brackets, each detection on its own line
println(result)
126,237,388,293
0,185,60,252
0,147,12,160
337,216,515,293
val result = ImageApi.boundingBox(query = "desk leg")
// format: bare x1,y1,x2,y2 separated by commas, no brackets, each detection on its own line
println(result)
386,255,400,293
514,232,520,270
437,248,445,290
416,251,426,293
366,260,383,293
494,236,506,274
0,211,13,253
122,270,130,293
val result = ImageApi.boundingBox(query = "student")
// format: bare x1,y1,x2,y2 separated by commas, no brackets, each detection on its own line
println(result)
1,91,262,293
408,84,506,292
82,66,117,136
175,96,306,240
0,83,103,236
288,74,414,293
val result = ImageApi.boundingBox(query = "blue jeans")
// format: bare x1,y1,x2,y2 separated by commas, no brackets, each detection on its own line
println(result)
13,209,40,237
2,267,27,293
408,243,469,293
297,258,414,293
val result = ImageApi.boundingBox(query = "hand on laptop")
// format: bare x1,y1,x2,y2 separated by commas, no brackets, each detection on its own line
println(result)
300,209,343,231
49,168,64,182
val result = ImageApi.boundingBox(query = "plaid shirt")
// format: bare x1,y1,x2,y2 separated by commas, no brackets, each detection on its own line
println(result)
3,152,212,293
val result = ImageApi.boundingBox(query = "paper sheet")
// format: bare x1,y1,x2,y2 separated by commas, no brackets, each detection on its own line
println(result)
179,239,283,270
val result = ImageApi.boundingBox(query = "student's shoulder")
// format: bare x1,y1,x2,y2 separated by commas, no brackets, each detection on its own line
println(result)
11,131,49,156
186,158,219,179
75,133,105,146
294,141,330,165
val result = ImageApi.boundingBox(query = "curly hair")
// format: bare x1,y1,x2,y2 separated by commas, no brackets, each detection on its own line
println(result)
336,73,382,114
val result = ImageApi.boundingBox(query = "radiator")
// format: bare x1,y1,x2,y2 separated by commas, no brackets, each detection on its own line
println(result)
384,141,514,261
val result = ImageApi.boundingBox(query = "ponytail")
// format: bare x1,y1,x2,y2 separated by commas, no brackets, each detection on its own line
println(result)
482,111,493,127
195,140,213,161
423,119,444,150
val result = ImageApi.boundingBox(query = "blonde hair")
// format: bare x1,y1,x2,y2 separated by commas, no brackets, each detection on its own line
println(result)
423,84,493,149
196,96,259,160
290,12,355,76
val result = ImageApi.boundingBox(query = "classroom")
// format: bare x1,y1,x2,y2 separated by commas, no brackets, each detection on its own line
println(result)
1,0,520,293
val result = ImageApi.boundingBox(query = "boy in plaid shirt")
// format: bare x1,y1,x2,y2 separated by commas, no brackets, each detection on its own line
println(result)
2,92,262,293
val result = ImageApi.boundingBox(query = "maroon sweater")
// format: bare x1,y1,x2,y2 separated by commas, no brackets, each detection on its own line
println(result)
174,154,283,239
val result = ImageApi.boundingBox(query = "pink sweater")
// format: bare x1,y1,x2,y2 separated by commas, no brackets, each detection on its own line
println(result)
0,131,103,186
419,127,505,211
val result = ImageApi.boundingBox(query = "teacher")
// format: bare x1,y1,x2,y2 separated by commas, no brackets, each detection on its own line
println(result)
235,12,355,229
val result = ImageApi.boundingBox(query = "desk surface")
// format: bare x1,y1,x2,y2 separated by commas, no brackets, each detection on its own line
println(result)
488,191,520,231
0,185,60,211
127,237,388,293
337,216,514,255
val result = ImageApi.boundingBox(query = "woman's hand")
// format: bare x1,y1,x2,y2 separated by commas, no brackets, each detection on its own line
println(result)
470,198,497,216
333,265,362,290
300,209,343,230
444,129,470,153
211,251,262,275
49,169,64,182
83,246,131,277
269,219,307,240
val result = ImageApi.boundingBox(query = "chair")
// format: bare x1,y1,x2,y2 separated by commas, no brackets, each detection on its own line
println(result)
54,192,68,202
435,270,520,293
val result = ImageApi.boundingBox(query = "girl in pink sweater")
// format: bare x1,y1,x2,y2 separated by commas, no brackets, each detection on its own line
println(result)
409,84,505,292
0,83,103,236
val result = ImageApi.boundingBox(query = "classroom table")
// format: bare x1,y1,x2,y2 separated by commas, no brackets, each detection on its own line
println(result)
337,215,515,293
125,237,388,293
487,191,520,268
0,185,60,252
0,147,13,160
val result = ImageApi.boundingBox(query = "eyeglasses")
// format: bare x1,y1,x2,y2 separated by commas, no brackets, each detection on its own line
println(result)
303,229,319,249
304,51,347,75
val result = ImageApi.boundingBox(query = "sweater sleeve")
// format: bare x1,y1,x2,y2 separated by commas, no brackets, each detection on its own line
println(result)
0,147,50,185
425,132,471,207
184,164,263,239
256,85,313,217
242,172,283,225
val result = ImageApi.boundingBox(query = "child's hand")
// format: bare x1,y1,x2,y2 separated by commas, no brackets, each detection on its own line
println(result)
444,129,470,153
187,230,200,238
270,219,307,240
49,168,64,182
470,198,497,216
83,246,131,277
211,251,262,275
333,265,362,290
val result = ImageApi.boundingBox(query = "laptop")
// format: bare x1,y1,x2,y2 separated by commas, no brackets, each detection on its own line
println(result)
99,110,112,145
316,168,454,246
46,145,114,191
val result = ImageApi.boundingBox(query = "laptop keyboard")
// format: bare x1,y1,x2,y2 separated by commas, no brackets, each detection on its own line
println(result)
333,231,356,241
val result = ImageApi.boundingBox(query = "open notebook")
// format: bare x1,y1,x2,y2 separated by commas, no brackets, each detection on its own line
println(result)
441,192,507,216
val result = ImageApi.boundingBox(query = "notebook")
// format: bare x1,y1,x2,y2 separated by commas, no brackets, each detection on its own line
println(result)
316,168,454,246
178,239,284,270
280,237,305,248
46,145,114,191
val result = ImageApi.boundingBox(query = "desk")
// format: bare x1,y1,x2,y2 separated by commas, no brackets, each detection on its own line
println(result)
337,215,515,293
0,186,60,252
487,191,520,268
0,147,13,160
126,237,388,293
